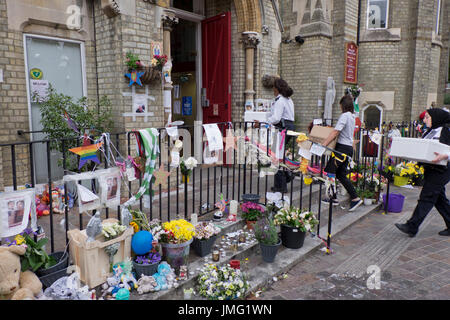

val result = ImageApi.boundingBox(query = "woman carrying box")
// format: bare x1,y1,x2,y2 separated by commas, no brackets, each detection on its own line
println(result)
321,94,363,212
395,108,450,237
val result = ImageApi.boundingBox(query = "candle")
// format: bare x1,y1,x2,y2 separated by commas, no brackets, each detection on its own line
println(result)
230,200,238,215
212,246,220,262
191,213,198,225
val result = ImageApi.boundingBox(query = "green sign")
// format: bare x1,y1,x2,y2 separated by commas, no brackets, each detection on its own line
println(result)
30,68,43,80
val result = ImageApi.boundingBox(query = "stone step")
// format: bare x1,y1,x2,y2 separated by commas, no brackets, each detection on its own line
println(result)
128,191,381,300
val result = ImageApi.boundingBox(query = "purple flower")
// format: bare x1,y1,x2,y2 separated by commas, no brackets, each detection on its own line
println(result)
135,252,161,265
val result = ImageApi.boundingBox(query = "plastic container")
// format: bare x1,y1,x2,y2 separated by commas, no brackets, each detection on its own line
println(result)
39,268,68,289
280,224,306,249
67,226,133,289
241,194,260,203
390,137,450,165
382,193,405,213
393,175,409,187
191,235,217,257
36,251,69,277
133,261,159,279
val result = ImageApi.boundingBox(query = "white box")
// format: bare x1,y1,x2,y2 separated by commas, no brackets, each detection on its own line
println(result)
389,137,450,165
244,111,269,122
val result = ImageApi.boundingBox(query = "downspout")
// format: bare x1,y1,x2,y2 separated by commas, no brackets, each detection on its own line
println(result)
357,0,362,46
92,0,100,112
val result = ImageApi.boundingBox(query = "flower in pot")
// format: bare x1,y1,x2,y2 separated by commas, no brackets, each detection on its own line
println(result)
191,222,221,257
159,219,195,271
180,157,198,183
362,190,375,205
198,263,249,300
240,202,265,230
151,54,168,71
133,251,161,279
125,51,144,71
253,216,281,263
273,207,318,249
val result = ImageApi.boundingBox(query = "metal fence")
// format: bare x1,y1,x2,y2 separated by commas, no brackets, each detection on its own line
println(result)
0,120,421,253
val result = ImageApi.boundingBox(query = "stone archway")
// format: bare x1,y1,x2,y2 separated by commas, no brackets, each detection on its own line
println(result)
233,0,262,33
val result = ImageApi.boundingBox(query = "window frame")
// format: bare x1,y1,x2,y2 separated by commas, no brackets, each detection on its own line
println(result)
436,0,442,35
366,0,390,30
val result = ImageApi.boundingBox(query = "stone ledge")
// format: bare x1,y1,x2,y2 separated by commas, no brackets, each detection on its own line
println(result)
360,28,401,43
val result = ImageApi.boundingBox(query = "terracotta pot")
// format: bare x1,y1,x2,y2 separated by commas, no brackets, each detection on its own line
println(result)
246,220,257,230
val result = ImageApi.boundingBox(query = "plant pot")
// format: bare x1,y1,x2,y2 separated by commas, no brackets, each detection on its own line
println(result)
160,238,193,272
241,194,260,203
280,224,306,249
259,239,281,263
38,267,68,289
133,261,159,279
393,175,409,187
246,220,257,231
140,66,161,84
191,235,217,257
36,251,69,277
363,198,373,206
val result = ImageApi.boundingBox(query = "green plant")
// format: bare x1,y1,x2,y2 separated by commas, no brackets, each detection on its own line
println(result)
20,233,57,272
362,189,374,199
125,51,143,70
253,217,279,245
36,86,114,171
240,202,265,221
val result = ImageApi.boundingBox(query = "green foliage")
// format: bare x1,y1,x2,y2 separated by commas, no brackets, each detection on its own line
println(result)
444,93,450,105
36,86,114,171
362,189,374,199
20,234,57,272
254,216,279,245
125,51,142,70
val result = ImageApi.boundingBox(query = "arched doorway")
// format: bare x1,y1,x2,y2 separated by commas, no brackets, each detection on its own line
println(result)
360,104,383,158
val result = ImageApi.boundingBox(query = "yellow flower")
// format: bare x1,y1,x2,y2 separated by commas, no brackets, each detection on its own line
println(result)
304,176,313,185
14,234,25,245
130,221,139,233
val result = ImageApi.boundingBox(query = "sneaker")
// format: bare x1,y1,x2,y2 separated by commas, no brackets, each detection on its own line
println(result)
348,199,363,212
438,228,450,236
321,198,339,206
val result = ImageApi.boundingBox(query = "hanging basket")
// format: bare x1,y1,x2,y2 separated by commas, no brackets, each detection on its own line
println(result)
141,66,161,84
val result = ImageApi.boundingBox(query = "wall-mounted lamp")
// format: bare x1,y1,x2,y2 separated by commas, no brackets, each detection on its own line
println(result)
282,36,305,45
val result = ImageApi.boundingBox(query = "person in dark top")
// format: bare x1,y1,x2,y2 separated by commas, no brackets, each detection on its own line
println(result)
395,108,450,237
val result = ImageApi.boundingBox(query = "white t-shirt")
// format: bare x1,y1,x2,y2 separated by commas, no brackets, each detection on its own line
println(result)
267,95,295,125
335,112,355,146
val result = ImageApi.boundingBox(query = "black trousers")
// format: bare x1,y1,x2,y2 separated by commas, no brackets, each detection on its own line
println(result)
273,121,295,193
406,166,450,233
324,143,359,200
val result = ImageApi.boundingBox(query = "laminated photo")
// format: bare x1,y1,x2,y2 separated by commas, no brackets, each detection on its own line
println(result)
0,189,37,238
98,167,122,208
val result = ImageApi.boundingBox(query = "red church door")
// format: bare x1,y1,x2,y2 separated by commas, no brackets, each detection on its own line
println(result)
201,12,231,125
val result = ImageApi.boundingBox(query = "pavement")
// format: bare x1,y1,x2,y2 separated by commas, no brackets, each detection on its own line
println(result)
250,185,450,300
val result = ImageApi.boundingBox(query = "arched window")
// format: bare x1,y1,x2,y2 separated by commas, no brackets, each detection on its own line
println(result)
367,0,389,29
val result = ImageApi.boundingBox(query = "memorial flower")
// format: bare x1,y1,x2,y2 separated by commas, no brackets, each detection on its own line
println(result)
160,219,195,244
273,206,318,232
198,264,249,300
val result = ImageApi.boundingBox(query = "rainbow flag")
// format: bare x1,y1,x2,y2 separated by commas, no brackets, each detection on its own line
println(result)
69,142,103,169
284,157,300,167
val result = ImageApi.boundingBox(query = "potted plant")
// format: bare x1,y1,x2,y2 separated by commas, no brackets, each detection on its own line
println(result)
240,202,265,230
180,157,198,183
8,229,70,288
133,250,161,279
191,222,220,257
273,207,318,249
159,219,195,272
362,190,375,206
197,263,249,300
125,51,144,72
253,216,281,263
393,162,415,186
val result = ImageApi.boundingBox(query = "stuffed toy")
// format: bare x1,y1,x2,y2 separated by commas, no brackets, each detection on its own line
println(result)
0,245,42,300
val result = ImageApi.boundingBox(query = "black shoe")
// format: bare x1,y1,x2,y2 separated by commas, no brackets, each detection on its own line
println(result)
438,229,450,236
348,199,363,212
321,198,339,206
395,223,417,237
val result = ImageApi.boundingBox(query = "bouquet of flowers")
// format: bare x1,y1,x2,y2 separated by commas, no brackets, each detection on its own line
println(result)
134,251,161,265
194,222,220,240
265,192,290,213
394,162,417,179
273,207,318,232
160,219,195,244
240,202,265,222
180,157,198,176
197,264,249,300
125,51,143,71
129,209,151,233
102,222,127,240
151,54,168,70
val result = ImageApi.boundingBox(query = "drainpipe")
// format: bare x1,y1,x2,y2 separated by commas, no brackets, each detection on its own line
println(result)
357,0,362,45
92,0,100,112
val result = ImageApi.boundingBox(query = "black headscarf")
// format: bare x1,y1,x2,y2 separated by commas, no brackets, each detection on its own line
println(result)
427,108,450,129
424,108,450,146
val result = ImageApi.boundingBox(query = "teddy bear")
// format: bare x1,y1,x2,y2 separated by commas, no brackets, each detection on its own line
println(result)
0,245,43,300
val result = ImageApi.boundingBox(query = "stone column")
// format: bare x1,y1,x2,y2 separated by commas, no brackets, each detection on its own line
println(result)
161,9,178,124
242,31,260,112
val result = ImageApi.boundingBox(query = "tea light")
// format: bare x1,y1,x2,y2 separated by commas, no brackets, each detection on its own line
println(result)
230,240,238,252
212,246,220,262
239,233,246,243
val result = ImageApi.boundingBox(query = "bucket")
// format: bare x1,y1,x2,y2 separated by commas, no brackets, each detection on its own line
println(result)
393,175,409,187
382,193,405,213
280,224,306,249
241,194,260,203
160,238,193,271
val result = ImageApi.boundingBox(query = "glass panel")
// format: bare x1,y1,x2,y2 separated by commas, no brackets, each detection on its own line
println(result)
368,0,388,29
26,36,84,183
173,0,193,12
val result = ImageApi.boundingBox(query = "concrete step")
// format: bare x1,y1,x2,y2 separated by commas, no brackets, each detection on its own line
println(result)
128,190,381,300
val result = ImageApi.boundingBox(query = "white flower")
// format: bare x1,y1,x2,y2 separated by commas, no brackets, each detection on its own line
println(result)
184,157,198,170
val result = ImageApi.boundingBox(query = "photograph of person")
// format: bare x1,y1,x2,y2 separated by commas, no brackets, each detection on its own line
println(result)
107,177,118,200
9,200,25,228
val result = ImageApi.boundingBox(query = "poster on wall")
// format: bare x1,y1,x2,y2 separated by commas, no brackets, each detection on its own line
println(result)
30,79,49,102
182,96,193,116
344,42,358,84
151,41,163,57
0,189,37,238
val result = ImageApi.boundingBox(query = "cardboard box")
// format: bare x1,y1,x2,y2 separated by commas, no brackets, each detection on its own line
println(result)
309,125,337,150
67,226,133,289
389,137,450,165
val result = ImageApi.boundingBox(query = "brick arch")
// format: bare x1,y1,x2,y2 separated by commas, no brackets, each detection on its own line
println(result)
233,0,262,32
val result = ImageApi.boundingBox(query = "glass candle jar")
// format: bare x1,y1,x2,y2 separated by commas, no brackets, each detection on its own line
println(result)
212,246,220,262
